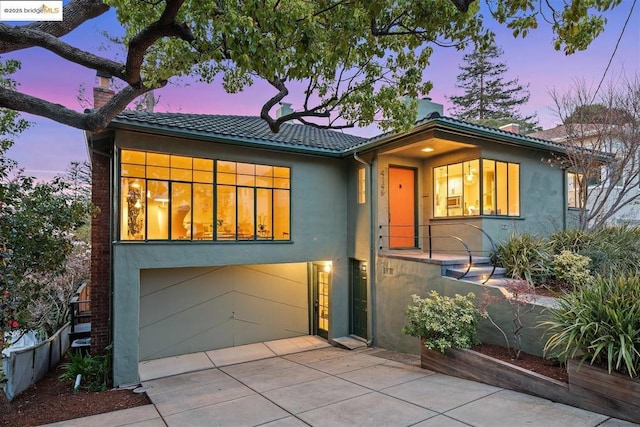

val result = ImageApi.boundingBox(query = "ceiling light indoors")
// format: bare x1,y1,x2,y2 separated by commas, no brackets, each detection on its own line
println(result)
421,147,434,153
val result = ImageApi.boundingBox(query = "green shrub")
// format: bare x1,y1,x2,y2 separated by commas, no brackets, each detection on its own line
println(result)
550,226,640,277
60,350,111,392
550,250,594,288
590,226,640,277
542,276,640,377
549,229,592,254
493,232,550,285
402,291,484,354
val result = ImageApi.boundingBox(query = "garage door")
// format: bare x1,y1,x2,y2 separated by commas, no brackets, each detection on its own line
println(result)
139,263,309,360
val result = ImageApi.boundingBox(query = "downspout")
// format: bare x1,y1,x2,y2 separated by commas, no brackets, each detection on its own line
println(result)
354,152,375,346
562,167,568,231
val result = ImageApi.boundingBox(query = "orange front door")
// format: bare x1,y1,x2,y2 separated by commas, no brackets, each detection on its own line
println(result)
389,167,417,248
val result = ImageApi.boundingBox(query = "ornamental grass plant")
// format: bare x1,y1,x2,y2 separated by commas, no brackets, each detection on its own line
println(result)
403,291,484,354
542,276,640,378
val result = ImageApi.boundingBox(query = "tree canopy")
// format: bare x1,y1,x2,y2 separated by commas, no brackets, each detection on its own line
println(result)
0,0,625,133
448,43,539,133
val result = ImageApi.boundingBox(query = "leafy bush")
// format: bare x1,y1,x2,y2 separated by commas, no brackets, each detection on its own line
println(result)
550,250,594,288
549,229,592,254
60,350,112,392
550,226,640,277
542,276,640,377
493,232,550,285
403,291,484,353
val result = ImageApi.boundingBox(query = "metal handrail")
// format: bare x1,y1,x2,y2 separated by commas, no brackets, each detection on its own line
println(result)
378,223,497,283
428,222,497,284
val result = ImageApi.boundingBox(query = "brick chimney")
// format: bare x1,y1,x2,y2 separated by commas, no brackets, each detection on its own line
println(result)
499,123,521,134
89,69,114,357
93,70,114,109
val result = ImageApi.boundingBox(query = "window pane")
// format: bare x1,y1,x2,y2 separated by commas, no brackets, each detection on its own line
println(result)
496,161,508,216
434,166,447,217
256,174,274,188
237,163,255,175
274,166,290,178
147,166,170,179
273,177,290,189
147,152,170,167
217,185,236,240
122,150,145,164
193,158,213,171
147,180,169,240
121,178,145,240
257,188,273,239
171,182,191,240
256,164,272,177
217,171,236,185
568,173,578,208
193,170,213,183
193,184,213,239
122,164,145,178
483,159,496,215
274,189,290,240
237,187,255,239
237,174,255,186
172,168,192,182
463,160,480,216
447,163,463,216
218,161,236,173
508,163,520,216
171,155,192,169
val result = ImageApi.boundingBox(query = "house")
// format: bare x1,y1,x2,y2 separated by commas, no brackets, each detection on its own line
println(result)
86,81,578,386
529,124,640,227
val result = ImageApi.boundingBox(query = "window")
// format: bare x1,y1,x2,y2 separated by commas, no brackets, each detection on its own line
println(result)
567,172,582,209
358,168,366,204
434,159,519,218
120,150,290,241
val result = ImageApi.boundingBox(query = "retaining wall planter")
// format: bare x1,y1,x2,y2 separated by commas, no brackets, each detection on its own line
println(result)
420,342,639,423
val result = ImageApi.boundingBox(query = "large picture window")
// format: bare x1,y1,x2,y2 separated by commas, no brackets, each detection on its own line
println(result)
120,150,290,241
434,159,519,218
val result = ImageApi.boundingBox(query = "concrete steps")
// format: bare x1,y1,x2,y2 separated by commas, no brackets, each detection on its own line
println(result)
445,262,506,284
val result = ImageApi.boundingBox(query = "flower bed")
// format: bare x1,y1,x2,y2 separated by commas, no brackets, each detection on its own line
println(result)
421,344,640,423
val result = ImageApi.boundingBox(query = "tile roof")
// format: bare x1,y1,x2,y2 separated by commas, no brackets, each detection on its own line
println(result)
112,111,365,153
110,111,569,156
351,115,568,153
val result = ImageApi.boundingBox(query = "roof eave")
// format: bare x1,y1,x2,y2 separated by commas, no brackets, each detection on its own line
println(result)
108,119,346,158
345,118,570,155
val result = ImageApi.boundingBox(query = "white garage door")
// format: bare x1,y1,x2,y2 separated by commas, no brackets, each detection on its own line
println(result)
139,263,309,360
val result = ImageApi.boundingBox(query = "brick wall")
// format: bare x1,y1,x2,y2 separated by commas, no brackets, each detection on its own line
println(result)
93,86,114,109
90,150,111,354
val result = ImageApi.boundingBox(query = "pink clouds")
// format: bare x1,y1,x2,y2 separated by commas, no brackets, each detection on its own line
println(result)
3,3,639,179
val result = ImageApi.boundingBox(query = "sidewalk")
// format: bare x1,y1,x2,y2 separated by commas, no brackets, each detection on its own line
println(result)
44,337,637,426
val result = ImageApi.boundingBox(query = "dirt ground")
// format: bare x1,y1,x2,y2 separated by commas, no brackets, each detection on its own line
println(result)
473,343,569,383
0,364,150,427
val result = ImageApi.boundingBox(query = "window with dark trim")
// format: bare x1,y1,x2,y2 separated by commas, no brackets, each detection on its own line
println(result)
120,149,290,241
434,158,520,217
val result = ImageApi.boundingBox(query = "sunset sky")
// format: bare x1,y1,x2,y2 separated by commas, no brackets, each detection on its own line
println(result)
4,2,640,180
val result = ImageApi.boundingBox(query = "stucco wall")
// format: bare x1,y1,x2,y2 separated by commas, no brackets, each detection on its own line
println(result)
374,256,551,357
110,132,351,386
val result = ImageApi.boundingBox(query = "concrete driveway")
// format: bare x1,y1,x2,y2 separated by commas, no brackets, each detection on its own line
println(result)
45,337,636,426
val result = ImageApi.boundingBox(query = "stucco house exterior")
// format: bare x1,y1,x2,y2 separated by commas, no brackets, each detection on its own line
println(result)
86,87,579,386
529,124,640,227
